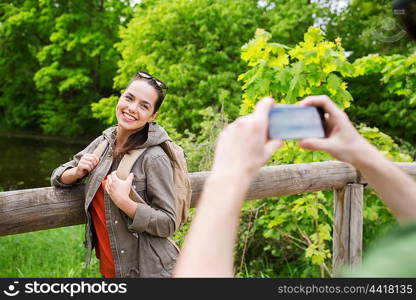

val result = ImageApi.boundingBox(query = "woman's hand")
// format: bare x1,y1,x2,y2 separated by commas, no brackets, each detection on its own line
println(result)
105,171,137,217
74,153,100,179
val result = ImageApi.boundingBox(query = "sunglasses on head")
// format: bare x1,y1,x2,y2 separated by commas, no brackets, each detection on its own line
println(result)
135,71,168,91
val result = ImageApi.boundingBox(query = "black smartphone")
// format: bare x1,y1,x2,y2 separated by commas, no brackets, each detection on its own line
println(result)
268,105,326,140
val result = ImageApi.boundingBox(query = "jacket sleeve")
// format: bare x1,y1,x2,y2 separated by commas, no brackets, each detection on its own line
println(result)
50,136,104,188
128,154,177,237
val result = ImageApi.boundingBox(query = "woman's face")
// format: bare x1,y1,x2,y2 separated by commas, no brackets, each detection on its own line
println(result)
116,79,159,134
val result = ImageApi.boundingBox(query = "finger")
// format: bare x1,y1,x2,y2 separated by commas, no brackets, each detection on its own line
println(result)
299,138,331,152
253,96,274,119
232,116,246,126
83,154,96,161
81,157,95,168
127,173,134,184
263,139,283,160
220,122,237,139
111,170,119,181
298,95,344,119
85,161,94,172
79,161,92,172
82,155,97,166
85,156,99,167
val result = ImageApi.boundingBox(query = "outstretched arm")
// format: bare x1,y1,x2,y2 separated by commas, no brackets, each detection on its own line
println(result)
299,95,416,222
173,97,282,277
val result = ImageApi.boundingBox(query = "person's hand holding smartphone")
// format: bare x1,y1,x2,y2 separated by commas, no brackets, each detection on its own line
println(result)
267,95,379,167
268,105,327,140
296,95,376,167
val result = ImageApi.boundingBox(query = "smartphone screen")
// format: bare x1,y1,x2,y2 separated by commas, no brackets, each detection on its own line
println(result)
268,105,326,140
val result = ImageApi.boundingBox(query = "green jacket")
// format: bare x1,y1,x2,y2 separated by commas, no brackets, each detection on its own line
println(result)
343,223,416,277
51,123,178,278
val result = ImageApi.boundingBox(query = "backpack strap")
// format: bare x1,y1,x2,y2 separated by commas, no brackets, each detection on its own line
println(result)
93,141,147,205
116,145,182,253
116,148,147,205
160,141,179,168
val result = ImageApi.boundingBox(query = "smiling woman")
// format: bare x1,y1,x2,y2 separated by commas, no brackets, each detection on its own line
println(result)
50,71,179,278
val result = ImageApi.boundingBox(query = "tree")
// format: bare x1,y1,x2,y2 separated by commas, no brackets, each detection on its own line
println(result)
34,0,132,135
0,0,47,130
92,0,322,133
348,53,416,145
325,0,414,60
236,26,413,277
323,0,416,144
0,0,132,136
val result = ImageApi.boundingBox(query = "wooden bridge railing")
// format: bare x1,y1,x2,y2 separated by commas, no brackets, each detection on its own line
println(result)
1,161,416,276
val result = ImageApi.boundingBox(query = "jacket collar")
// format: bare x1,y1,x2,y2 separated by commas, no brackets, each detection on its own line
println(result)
102,122,170,148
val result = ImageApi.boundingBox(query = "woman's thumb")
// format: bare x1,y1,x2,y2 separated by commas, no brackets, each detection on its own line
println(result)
127,172,134,183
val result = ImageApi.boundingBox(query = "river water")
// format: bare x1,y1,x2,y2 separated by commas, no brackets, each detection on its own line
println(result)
0,133,92,191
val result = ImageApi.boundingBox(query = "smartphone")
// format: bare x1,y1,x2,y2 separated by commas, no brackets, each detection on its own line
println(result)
268,105,326,140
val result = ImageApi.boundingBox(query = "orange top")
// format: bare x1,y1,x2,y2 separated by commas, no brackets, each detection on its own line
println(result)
90,177,116,278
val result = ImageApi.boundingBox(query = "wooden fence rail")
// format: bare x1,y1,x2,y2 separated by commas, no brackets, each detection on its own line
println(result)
1,161,416,276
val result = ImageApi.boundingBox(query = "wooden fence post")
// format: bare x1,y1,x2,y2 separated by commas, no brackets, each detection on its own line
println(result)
332,183,364,276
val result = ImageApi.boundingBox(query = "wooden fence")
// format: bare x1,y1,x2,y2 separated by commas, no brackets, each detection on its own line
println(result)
1,161,416,276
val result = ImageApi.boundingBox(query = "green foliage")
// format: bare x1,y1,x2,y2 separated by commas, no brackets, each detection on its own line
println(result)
2,0,415,279
0,0,132,135
172,209,195,249
354,54,416,105
358,124,414,162
33,0,131,135
92,0,321,134
0,0,45,129
361,189,397,251
325,0,414,60
91,95,118,126
235,26,413,277
348,54,416,143
239,27,355,115
322,0,416,144
164,104,228,173
1,0,322,135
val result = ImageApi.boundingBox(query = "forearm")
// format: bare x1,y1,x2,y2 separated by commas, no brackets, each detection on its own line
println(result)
353,146,416,222
174,172,252,277
59,167,82,185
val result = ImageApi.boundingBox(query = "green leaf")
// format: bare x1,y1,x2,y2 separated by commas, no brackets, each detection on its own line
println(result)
286,61,304,103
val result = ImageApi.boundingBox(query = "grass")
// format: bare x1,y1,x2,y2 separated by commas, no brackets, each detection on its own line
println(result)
0,209,195,278
0,225,101,277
